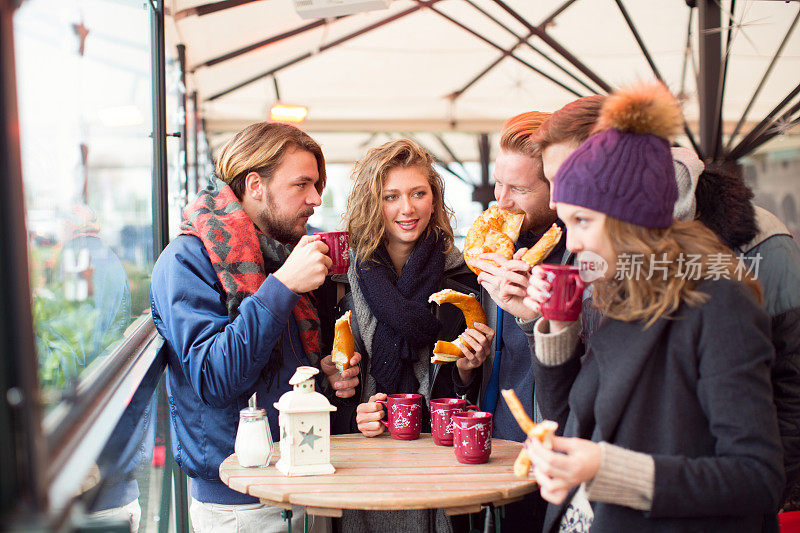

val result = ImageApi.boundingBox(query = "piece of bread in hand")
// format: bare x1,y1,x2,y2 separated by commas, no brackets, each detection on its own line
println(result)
331,311,354,372
520,223,563,266
431,338,465,364
501,388,558,478
428,290,487,364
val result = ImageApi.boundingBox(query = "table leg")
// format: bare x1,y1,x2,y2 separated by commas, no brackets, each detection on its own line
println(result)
493,505,503,533
281,509,293,533
468,511,481,533
304,512,308,533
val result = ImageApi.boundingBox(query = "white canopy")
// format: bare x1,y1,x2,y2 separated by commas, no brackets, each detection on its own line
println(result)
168,0,800,162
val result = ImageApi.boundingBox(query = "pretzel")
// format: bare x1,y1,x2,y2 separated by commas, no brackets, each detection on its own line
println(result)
330,311,354,372
428,289,487,364
501,389,558,478
463,206,524,274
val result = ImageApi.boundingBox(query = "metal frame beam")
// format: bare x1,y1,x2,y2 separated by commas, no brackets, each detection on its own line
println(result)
424,3,584,97
463,0,598,95
207,1,441,101
712,0,735,160
728,82,800,160
0,0,47,519
473,133,493,210
729,87,800,160
615,0,702,157
434,133,474,184
174,0,262,21
190,17,346,72
680,7,695,98
449,53,508,100
739,112,800,157
489,0,613,93
614,0,663,81
539,0,579,29
400,132,474,186
151,0,169,254
178,44,189,201
698,0,722,160
725,5,800,151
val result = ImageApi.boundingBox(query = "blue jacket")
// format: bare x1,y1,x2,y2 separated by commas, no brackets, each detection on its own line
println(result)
150,235,311,504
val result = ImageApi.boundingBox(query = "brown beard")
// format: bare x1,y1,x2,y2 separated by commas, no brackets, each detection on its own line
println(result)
257,190,313,246
522,206,558,234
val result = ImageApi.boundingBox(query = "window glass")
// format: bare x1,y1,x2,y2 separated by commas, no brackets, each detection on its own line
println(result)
15,0,153,410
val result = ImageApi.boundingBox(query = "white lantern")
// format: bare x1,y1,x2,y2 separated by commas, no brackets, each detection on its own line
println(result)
273,366,337,476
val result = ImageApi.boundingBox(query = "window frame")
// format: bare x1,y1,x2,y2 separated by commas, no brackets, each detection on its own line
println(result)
2,0,174,525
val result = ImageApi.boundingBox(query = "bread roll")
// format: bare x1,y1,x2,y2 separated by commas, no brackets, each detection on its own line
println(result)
331,311,354,372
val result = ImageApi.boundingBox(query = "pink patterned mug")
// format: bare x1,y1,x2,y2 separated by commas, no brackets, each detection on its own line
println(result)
315,231,350,276
430,398,477,447
539,264,585,322
452,411,493,464
375,393,422,440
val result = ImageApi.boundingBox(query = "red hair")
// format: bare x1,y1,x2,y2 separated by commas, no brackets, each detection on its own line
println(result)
533,95,606,154
499,111,552,157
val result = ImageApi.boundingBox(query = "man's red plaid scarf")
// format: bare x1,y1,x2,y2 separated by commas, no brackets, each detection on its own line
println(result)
180,185,321,365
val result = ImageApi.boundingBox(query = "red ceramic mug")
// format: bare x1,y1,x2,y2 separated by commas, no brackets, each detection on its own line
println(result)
375,393,422,440
315,231,350,276
452,411,493,464
430,398,478,446
539,264,585,322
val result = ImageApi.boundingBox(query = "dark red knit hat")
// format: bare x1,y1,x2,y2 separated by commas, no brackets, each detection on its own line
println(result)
552,82,684,229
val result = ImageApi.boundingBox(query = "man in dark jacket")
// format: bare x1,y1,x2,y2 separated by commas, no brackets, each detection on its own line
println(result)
150,122,359,533
694,165,800,512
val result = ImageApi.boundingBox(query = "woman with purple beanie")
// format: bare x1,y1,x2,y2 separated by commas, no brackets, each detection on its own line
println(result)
522,82,784,532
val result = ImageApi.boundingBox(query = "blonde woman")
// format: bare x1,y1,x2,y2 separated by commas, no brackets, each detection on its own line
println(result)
336,138,494,532
343,139,493,423
521,83,783,532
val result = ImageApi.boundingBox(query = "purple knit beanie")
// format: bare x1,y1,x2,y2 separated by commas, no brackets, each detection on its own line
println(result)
553,82,684,229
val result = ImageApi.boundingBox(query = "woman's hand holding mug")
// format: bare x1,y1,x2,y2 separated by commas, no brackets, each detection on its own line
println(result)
524,265,582,334
356,393,387,437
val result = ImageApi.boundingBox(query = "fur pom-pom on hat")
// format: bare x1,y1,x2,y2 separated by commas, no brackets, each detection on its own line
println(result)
553,80,684,229
594,81,683,141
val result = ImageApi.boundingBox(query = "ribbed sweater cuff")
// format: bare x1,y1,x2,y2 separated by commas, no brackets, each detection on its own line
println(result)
585,442,655,511
516,315,539,336
532,318,580,366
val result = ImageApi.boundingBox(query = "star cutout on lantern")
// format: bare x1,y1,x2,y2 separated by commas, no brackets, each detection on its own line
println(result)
298,426,322,450
72,20,89,57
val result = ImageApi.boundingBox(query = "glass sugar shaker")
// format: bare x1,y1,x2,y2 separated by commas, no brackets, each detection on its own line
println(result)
234,393,273,468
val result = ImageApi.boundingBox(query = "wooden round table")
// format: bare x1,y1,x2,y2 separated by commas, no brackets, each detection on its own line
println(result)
220,433,537,529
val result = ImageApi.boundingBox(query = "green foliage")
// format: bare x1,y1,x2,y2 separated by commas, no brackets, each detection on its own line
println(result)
29,244,142,407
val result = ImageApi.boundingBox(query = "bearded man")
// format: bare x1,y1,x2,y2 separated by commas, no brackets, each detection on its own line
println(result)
151,122,359,533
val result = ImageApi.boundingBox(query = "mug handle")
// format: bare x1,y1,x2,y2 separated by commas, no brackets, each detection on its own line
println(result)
566,273,586,310
465,404,479,412
374,399,389,429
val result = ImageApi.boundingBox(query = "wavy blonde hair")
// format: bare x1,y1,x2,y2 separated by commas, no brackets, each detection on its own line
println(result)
592,217,762,328
345,139,454,265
